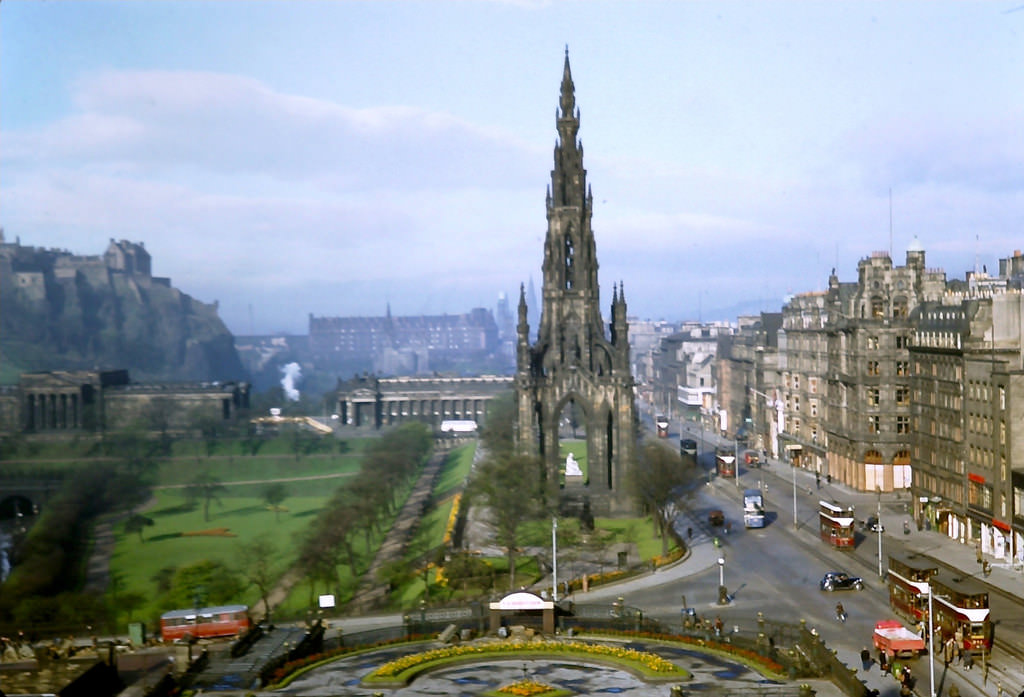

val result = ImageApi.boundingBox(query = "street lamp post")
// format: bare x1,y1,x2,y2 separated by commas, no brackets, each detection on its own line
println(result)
734,439,739,487
927,585,935,697
792,459,798,527
876,487,883,578
552,516,558,601
718,557,725,588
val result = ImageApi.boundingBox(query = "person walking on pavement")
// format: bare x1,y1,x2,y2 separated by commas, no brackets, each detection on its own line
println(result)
835,602,847,623
879,650,889,676
954,627,963,663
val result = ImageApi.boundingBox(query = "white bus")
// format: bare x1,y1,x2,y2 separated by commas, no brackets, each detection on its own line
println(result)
743,488,765,528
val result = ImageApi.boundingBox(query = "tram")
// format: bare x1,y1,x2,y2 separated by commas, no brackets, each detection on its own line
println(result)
887,554,937,623
929,575,992,655
716,447,736,477
885,555,992,655
818,500,856,548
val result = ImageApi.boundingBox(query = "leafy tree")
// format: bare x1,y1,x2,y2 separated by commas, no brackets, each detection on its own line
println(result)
124,512,155,541
629,441,691,555
262,483,288,521
185,472,226,522
470,451,546,590
479,392,516,456
236,535,283,624
151,566,177,594
165,559,244,609
117,590,146,624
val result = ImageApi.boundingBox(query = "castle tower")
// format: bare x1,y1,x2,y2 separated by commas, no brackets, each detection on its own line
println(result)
515,51,637,515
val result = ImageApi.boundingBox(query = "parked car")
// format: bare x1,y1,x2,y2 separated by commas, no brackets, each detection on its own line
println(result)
708,509,725,526
680,438,698,457
819,571,865,591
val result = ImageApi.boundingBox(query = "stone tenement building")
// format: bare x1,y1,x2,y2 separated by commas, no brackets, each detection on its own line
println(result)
333,374,513,430
308,305,500,376
0,370,250,437
514,51,637,515
714,245,1024,567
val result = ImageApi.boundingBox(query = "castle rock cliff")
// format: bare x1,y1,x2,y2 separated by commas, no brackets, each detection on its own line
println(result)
0,235,246,383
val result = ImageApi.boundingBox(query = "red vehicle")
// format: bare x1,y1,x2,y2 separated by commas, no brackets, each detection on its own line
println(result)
886,555,992,655
818,500,855,548
887,554,937,623
873,619,926,659
929,575,992,655
160,604,252,642
655,415,670,438
716,447,736,477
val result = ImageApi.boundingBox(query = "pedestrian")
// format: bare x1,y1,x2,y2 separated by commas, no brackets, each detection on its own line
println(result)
944,637,955,665
816,472,821,489
714,615,723,637
954,627,963,662
687,526,693,540
963,651,974,671
879,650,889,675
860,647,871,668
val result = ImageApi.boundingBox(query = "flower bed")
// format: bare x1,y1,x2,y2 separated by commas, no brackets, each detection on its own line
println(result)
181,527,236,537
484,679,573,697
363,639,688,686
583,628,787,677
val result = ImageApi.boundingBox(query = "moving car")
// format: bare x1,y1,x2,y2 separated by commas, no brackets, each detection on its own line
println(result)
820,571,865,592
680,438,698,457
708,509,725,526
743,449,760,466
864,515,885,533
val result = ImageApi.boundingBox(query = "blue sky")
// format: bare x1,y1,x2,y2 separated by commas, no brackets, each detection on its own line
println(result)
3,1,1023,335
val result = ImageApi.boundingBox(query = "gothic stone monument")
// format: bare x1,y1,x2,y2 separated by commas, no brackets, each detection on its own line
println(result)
515,51,638,516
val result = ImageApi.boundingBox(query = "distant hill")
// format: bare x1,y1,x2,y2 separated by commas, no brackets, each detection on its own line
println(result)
0,235,246,383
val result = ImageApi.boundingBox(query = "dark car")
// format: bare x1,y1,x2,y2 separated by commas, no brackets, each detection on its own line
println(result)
819,571,864,591
864,515,885,533
743,449,760,466
680,438,698,457
709,509,725,526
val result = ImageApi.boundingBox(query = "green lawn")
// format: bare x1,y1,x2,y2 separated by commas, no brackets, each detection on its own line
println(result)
112,489,328,625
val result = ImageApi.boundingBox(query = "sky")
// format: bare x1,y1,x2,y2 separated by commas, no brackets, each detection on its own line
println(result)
3,1,1023,336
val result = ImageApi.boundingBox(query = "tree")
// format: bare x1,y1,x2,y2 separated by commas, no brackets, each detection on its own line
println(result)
629,441,691,555
470,451,545,590
124,512,155,541
166,559,244,609
262,483,288,521
236,535,283,624
185,472,226,522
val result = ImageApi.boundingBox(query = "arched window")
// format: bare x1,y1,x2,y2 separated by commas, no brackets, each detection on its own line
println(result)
564,234,575,289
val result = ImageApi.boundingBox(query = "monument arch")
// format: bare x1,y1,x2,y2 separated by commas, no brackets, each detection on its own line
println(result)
515,51,637,516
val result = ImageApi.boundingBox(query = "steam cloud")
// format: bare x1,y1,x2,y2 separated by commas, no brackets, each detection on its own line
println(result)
280,362,301,401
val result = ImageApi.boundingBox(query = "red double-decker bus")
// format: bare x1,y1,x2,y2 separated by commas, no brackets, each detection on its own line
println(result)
818,500,855,548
